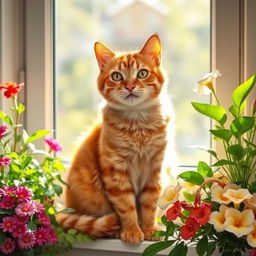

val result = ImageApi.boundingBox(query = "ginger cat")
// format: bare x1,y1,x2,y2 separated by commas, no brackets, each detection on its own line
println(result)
57,34,174,245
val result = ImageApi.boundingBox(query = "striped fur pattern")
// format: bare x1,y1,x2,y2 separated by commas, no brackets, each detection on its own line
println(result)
57,35,175,244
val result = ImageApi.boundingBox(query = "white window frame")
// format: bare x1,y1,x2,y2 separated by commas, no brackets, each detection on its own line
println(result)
1,0,256,255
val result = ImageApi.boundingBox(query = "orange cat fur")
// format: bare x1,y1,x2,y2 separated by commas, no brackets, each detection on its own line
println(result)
57,34,174,245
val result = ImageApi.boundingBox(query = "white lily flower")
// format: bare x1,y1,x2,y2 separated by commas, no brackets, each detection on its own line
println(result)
157,183,181,210
194,70,222,95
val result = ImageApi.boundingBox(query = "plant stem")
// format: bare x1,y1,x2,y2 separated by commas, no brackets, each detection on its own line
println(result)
12,96,20,152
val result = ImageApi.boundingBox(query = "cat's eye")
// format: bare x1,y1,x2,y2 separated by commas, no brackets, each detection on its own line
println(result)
111,72,123,82
137,69,149,79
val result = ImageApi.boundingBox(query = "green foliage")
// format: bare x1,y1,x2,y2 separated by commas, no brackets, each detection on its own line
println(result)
210,129,232,142
142,240,176,256
191,102,227,125
0,89,93,256
232,74,256,115
197,161,213,177
230,117,255,138
178,171,204,185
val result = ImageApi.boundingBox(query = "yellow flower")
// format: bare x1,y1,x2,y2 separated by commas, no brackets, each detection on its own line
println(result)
224,208,254,237
247,220,256,247
158,184,181,210
211,185,231,205
209,205,228,232
193,70,221,95
223,188,252,205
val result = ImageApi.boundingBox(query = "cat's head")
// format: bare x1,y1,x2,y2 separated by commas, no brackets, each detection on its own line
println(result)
94,35,165,108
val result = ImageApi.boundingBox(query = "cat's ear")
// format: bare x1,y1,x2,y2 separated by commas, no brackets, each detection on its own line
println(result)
94,42,115,70
140,34,161,66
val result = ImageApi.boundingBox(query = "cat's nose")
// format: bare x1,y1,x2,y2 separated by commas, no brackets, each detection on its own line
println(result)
125,84,135,92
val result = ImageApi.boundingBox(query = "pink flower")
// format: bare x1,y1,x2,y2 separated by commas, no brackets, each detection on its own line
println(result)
1,186,16,196
12,215,29,225
37,212,51,225
0,238,15,254
33,201,45,213
12,223,27,238
15,201,35,217
35,227,48,246
44,137,62,152
0,196,16,209
17,232,36,249
0,157,11,167
0,216,16,232
45,227,58,244
0,125,7,139
15,187,32,202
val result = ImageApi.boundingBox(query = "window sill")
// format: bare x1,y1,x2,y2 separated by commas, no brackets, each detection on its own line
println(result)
64,239,202,256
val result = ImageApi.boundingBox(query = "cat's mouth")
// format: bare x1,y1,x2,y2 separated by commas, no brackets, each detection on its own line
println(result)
125,93,139,99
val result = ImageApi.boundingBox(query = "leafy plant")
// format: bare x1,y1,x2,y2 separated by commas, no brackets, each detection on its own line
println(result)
0,82,92,256
143,72,256,256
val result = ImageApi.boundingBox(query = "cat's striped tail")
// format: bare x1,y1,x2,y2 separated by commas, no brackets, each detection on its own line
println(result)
56,213,120,238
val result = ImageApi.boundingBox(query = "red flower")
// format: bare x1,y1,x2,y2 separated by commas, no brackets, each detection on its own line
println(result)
190,202,212,225
0,82,23,98
250,249,256,256
166,201,181,221
180,217,200,240
181,201,193,210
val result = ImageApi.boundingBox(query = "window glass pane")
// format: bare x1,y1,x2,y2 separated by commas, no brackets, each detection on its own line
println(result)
55,0,210,166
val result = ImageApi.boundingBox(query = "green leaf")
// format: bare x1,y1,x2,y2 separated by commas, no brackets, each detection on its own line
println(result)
197,161,213,177
28,220,37,231
153,231,166,238
57,208,76,214
161,215,170,226
178,171,204,185
229,105,239,118
142,241,175,256
210,129,232,142
232,74,256,114
26,129,50,144
67,229,77,235
76,232,95,242
191,102,227,125
230,117,255,138
227,144,244,160
183,191,195,203
18,103,25,114
196,236,208,256
169,242,188,256
52,184,63,196
212,159,235,166
0,111,14,126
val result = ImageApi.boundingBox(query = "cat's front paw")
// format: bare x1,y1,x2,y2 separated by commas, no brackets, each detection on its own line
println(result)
121,227,144,245
143,225,163,241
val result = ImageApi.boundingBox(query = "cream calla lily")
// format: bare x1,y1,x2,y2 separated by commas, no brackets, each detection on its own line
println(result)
247,220,256,247
193,70,221,95
223,188,252,205
211,185,231,205
157,184,181,210
224,208,254,238
209,205,228,232
244,193,256,210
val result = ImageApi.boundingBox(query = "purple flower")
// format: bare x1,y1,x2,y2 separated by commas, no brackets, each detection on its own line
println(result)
44,137,62,152
15,187,32,202
0,238,15,254
17,232,36,249
0,196,16,209
33,201,45,213
0,157,11,167
15,201,35,217
0,125,7,139
12,223,27,238
0,216,16,232
35,227,48,246
37,212,51,226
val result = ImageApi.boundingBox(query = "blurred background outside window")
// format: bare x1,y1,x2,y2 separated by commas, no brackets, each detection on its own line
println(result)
55,0,210,166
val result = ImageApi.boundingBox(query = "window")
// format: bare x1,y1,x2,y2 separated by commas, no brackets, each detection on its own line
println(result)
55,0,211,166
